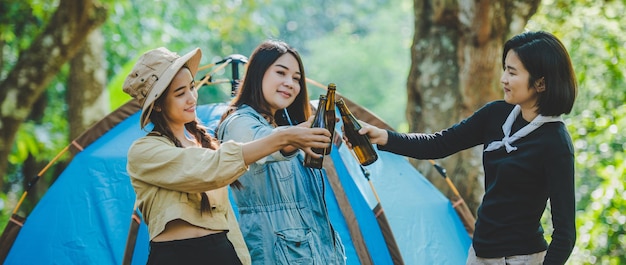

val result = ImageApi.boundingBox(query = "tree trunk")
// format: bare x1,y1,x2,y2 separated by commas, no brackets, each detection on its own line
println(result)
0,0,107,189
68,28,109,140
408,0,541,215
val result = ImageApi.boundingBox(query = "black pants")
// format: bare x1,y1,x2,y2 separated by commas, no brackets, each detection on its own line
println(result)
147,231,243,265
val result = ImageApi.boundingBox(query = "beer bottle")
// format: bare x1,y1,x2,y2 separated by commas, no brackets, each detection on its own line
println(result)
336,98,378,166
303,95,327,168
323,83,336,155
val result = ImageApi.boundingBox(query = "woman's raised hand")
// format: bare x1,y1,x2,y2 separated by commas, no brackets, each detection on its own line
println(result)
279,126,331,158
342,120,388,148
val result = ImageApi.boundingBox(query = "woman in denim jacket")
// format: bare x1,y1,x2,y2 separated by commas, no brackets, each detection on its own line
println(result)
217,40,346,265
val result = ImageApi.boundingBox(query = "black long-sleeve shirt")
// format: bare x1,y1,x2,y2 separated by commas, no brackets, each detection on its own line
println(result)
379,100,576,264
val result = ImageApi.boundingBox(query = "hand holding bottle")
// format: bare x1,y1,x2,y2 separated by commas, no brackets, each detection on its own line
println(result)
278,115,327,156
323,84,336,155
276,126,331,158
342,119,389,147
336,99,379,166
303,95,330,168
297,115,315,128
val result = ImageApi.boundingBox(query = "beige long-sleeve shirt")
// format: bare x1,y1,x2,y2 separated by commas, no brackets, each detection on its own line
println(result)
126,135,250,264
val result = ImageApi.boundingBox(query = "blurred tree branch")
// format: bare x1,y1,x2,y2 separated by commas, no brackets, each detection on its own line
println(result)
0,0,108,189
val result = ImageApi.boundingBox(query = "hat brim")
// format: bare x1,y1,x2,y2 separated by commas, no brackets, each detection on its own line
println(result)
140,48,202,128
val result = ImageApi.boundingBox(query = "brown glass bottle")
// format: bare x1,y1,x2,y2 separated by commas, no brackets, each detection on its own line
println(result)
336,98,378,166
303,95,327,168
323,83,336,155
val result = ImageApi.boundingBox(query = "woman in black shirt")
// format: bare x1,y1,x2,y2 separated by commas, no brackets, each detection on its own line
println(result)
346,31,577,265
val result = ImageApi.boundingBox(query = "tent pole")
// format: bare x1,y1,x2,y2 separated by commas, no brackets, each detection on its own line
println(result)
197,59,232,88
11,145,69,213
122,202,142,265
323,157,375,265
0,144,70,263
359,165,405,265
428,160,475,237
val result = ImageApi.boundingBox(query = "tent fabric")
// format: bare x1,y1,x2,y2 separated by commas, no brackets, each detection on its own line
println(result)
334,146,472,264
5,101,470,265
323,152,394,265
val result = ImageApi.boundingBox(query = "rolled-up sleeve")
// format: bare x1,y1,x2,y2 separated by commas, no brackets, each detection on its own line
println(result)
219,113,293,165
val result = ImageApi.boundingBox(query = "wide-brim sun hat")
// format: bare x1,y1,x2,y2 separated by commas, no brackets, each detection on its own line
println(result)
122,47,202,128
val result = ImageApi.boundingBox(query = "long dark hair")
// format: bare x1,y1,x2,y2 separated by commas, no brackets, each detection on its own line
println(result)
149,66,218,214
220,40,312,125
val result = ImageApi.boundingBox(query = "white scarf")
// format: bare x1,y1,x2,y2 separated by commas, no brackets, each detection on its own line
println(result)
484,105,563,153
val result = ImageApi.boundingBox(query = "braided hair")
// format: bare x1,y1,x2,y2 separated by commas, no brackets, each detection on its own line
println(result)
148,67,219,214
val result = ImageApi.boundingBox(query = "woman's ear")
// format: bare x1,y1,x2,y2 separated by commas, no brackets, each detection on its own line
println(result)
154,105,162,112
535,77,546,92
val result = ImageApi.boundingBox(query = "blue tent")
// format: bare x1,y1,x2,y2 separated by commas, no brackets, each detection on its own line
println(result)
4,98,470,264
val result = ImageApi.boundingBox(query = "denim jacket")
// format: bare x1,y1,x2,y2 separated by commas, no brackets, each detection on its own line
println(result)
217,105,346,265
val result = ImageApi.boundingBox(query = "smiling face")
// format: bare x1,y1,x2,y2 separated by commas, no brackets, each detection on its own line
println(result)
159,67,198,130
500,50,543,111
261,53,302,115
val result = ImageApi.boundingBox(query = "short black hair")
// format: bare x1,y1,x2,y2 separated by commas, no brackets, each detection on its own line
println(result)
503,31,577,116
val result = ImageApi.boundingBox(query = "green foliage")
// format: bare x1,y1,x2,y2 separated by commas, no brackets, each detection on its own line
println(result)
102,0,279,109
566,107,626,264
0,0,57,77
101,0,273,91
529,0,626,263
101,0,413,128
302,0,413,130
9,123,40,164
1,7,71,221
107,58,135,109
3,1,625,263
1,0,66,153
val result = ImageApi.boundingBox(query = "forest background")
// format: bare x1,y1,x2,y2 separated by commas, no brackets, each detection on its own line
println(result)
1,0,624,264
